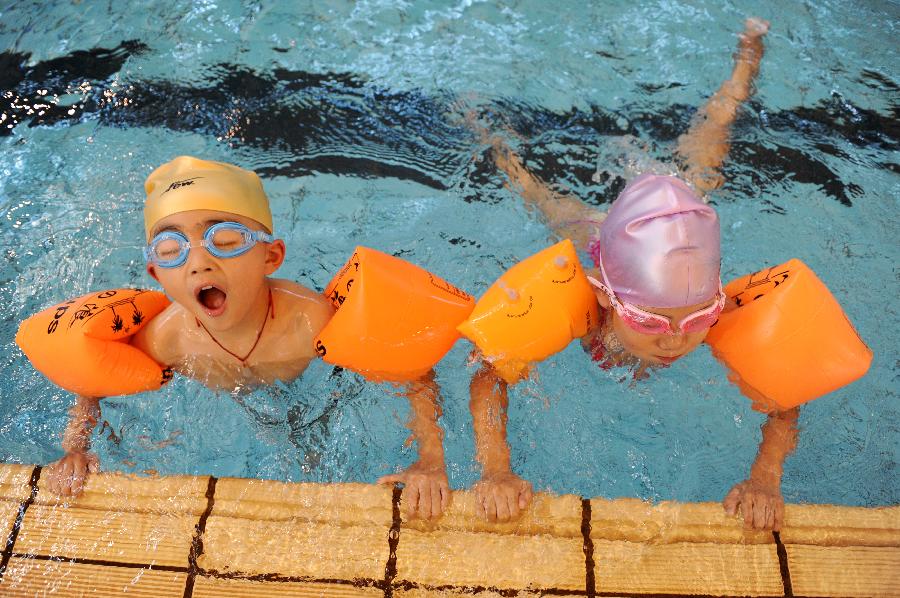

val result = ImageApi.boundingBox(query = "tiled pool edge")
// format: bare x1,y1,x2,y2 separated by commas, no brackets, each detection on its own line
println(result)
0,464,897,597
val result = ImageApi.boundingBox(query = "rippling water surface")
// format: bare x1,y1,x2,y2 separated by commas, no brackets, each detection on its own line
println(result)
0,0,896,506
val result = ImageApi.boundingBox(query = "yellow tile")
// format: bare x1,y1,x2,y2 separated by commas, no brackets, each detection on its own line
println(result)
0,464,35,549
787,544,900,597
593,540,784,596
198,515,389,580
33,470,210,514
0,464,34,501
781,505,900,547
590,497,772,544
211,478,393,525
1,505,17,551
16,503,199,567
402,491,582,538
198,479,393,580
0,556,186,597
193,576,383,597
15,472,210,567
396,528,585,590
394,490,584,591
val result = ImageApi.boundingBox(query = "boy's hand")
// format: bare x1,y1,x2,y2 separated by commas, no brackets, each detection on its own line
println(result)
378,461,450,521
474,471,533,523
45,451,100,498
723,477,784,531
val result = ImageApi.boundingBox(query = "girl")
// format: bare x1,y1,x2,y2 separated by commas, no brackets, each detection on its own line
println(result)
469,18,796,532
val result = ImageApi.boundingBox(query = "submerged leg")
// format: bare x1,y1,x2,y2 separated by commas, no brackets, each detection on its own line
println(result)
466,110,605,249
676,17,770,194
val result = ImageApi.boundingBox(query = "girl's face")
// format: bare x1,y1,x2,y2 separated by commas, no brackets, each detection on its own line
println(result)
595,291,714,365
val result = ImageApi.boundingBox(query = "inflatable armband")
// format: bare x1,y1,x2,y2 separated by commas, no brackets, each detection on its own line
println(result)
16,289,172,397
458,239,598,384
705,259,872,410
314,247,475,382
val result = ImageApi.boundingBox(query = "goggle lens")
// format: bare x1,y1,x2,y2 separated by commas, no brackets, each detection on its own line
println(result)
619,309,671,335
208,226,250,256
681,311,720,333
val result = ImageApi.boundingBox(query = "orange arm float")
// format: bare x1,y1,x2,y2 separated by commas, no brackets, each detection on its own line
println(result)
16,289,173,398
314,246,475,382
705,259,872,410
457,239,598,384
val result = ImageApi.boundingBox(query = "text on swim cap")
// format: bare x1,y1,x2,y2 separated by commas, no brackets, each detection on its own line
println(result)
163,177,203,194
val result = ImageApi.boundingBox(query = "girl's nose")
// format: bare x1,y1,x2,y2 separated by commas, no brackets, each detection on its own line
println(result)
657,332,687,351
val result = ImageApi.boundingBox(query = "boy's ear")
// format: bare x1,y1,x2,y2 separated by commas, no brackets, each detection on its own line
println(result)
264,239,286,275
146,264,160,283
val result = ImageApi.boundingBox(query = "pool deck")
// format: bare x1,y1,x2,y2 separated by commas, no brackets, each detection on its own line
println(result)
0,463,897,597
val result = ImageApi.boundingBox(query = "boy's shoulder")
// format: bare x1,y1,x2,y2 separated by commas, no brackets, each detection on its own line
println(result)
130,300,196,367
268,278,334,334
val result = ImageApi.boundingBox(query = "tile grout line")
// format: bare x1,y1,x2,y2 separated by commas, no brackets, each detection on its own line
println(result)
181,475,217,598
11,552,189,573
0,465,41,582
581,498,596,598
772,531,794,598
382,483,402,598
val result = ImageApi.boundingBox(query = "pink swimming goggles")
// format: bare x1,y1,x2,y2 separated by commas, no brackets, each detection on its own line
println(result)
586,247,725,336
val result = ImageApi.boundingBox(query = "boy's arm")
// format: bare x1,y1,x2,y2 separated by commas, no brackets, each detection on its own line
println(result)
675,17,769,193
45,303,179,498
723,406,799,531
45,395,102,497
469,363,533,522
378,371,451,521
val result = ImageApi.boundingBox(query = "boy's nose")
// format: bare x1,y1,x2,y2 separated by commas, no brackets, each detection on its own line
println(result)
185,245,216,274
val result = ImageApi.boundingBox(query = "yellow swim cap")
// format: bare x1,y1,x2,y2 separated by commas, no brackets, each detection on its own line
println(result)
143,156,273,239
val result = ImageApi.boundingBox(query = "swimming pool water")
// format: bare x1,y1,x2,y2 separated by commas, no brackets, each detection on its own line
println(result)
0,0,897,507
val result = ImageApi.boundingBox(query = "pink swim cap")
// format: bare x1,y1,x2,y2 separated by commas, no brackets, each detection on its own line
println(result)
590,174,721,308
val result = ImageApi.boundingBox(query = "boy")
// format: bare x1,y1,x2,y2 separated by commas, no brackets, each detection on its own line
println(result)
45,156,449,520
469,19,795,532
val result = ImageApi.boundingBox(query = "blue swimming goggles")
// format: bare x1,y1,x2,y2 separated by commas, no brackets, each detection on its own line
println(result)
144,221,274,268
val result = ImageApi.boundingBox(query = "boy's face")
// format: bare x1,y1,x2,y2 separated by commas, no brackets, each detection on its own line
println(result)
146,209,285,332
595,291,712,365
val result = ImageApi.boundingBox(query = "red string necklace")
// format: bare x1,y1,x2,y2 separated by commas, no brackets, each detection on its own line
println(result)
196,288,274,366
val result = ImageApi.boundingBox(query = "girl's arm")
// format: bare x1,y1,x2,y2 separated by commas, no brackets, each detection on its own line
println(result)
723,406,799,531
469,363,533,522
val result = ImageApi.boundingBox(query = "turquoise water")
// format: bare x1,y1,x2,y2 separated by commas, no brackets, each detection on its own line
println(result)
0,0,897,507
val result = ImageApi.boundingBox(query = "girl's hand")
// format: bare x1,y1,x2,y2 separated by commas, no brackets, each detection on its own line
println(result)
723,477,785,531
45,451,100,498
473,470,533,523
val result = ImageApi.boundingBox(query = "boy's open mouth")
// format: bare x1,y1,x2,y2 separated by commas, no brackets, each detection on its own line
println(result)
196,284,227,316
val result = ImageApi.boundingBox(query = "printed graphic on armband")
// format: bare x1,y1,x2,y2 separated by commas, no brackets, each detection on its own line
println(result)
46,299,76,335
428,273,472,301
335,252,360,281
551,262,577,284
78,295,147,334
315,339,327,356
732,266,791,307
326,253,360,308
505,294,534,318
328,278,354,308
